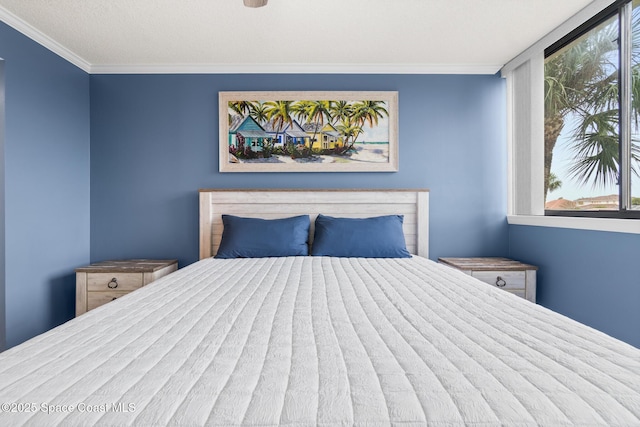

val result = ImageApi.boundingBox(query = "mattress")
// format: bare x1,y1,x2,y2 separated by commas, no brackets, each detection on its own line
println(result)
0,256,639,426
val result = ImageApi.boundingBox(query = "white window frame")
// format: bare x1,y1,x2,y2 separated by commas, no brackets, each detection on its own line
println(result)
502,0,640,235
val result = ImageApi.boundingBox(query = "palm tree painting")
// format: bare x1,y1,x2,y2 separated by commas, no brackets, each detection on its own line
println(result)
219,91,398,172
544,9,640,209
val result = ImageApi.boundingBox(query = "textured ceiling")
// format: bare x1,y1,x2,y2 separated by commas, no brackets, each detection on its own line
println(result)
0,0,594,73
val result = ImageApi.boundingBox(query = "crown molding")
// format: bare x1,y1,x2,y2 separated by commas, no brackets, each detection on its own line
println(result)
89,62,502,75
0,6,91,73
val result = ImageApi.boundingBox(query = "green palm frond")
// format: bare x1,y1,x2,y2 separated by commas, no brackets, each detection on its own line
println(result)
330,101,353,125
249,101,269,125
290,101,312,124
568,109,619,187
264,101,294,131
351,101,388,127
306,101,332,126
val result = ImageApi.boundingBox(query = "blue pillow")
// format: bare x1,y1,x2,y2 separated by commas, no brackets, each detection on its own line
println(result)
215,215,310,259
311,214,411,258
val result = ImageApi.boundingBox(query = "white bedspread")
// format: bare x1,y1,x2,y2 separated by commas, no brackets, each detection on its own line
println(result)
0,256,639,426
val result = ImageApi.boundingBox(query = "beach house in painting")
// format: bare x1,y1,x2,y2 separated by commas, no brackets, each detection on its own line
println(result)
303,123,344,150
263,120,310,148
229,116,269,153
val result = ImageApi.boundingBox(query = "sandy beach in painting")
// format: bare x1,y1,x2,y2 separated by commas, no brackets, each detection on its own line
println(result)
350,143,389,163
236,143,389,164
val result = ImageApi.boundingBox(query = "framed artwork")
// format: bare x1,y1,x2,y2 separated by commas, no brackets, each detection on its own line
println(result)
219,91,398,172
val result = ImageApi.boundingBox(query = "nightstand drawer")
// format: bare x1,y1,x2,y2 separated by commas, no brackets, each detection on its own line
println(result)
87,272,143,292
438,257,538,303
76,259,178,316
471,270,525,290
88,291,129,310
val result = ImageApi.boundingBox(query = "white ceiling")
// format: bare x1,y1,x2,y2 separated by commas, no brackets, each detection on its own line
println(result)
0,0,594,74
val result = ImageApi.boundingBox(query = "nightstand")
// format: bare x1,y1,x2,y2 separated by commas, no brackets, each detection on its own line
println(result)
438,257,538,302
75,259,178,316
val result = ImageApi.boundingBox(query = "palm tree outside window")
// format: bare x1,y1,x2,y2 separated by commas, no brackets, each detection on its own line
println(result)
544,0,640,218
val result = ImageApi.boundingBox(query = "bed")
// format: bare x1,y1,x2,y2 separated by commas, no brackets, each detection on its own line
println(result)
0,189,638,426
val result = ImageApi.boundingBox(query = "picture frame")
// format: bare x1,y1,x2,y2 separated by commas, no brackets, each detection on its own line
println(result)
219,91,398,172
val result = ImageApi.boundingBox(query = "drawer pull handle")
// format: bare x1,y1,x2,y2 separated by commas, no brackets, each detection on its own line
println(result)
107,278,118,289
495,276,506,287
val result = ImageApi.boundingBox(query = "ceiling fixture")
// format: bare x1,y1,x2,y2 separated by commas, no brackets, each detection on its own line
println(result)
243,0,268,7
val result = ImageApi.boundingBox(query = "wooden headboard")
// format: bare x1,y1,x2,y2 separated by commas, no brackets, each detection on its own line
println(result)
199,189,429,259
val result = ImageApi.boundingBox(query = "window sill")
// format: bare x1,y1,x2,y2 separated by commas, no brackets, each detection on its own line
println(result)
507,215,640,235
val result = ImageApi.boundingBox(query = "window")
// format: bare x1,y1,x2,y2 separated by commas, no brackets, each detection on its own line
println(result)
544,0,640,218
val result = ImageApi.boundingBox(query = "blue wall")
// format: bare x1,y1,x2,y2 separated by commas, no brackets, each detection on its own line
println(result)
89,74,508,266
0,22,91,349
509,225,640,348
